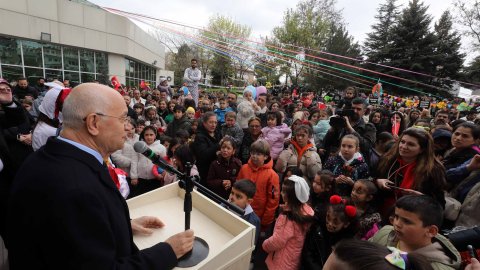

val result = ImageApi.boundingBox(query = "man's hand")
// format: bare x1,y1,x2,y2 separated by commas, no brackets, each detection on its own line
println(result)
466,258,480,270
222,180,231,190
343,116,354,133
467,155,480,172
131,216,165,236
165,229,195,259
131,179,138,186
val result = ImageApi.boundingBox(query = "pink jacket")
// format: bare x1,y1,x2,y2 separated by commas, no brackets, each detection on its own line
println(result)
262,124,291,160
263,204,314,270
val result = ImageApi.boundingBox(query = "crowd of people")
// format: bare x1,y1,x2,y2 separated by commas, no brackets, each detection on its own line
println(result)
0,65,480,269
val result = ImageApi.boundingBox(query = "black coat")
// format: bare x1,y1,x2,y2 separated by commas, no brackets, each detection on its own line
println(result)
7,138,177,269
191,125,221,186
0,101,28,238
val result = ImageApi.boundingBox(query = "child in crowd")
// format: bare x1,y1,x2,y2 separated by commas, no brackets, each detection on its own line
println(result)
313,109,332,147
141,106,166,132
133,103,144,118
206,137,242,200
281,91,293,107
302,195,358,269
157,99,169,120
165,105,192,138
311,170,336,219
228,179,261,247
159,135,172,150
188,120,198,143
238,139,280,231
324,134,369,196
132,126,167,197
350,179,381,240
214,97,233,125
236,88,257,129
185,107,195,120
221,111,244,147
262,111,292,161
163,145,199,185
336,86,357,109
263,175,314,270
164,101,176,124
135,119,146,135
370,195,461,270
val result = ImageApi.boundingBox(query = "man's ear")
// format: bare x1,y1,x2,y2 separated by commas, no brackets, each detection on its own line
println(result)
426,225,439,238
366,194,373,202
247,198,253,204
85,114,100,136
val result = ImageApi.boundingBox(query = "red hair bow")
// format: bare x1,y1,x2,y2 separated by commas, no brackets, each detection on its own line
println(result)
329,195,357,217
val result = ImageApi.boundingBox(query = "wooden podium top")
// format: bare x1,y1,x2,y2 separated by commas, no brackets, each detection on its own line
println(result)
127,183,255,270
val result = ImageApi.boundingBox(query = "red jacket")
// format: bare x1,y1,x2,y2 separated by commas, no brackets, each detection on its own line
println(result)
237,159,280,227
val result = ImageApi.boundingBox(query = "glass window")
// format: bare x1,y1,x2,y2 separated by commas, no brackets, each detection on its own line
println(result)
63,47,79,71
1,65,23,81
22,40,43,67
64,71,80,85
80,50,94,73
81,73,95,83
25,67,44,85
43,44,62,69
129,60,134,77
95,52,108,76
96,73,108,85
135,62,140,79
0,37,21,65
45,69,62,81
125,59,130,77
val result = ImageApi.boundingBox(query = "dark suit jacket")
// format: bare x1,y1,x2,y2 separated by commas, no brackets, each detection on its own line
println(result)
7,137,177,269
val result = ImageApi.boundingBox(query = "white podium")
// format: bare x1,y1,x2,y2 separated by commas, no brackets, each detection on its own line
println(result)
127,183,256,270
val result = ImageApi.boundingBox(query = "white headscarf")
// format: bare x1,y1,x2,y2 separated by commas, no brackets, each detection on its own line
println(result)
288,175,310,203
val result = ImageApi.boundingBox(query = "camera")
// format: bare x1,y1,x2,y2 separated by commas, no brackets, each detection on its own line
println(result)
336,108,355,118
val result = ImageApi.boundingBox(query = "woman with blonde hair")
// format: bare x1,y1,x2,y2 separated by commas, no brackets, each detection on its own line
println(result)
375,127,446,218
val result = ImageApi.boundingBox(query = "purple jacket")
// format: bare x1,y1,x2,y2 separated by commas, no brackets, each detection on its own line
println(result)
262,124,291,160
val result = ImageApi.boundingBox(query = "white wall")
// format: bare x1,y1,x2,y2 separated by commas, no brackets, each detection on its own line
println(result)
0,0,165,70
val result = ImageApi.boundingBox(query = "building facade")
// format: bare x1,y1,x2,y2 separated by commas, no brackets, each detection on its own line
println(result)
0,0,168,87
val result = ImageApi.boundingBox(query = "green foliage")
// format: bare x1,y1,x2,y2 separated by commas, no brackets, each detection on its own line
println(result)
363,0,400,64
433,11,465,84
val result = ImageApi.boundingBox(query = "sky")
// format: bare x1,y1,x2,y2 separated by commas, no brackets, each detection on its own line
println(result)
89,0,475,62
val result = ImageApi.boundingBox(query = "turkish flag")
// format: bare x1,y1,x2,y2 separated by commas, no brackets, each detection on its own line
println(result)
111,76,121,90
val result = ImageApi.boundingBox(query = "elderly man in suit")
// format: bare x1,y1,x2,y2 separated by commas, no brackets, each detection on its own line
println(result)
7,83,194,269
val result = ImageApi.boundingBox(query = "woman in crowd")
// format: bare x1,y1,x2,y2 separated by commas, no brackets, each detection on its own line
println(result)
238,117,262,164
442,122,480,171
191,112,222,186
375,127,446,218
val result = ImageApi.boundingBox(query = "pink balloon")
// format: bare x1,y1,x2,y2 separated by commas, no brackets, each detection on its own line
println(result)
256,86,267,96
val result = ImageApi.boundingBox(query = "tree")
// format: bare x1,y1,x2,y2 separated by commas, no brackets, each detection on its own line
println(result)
464,56,480,84
388,0,439,93
272,0,348,87
433,11,465,86
454,0,480,50
204,15,252,86
363,0,401,64
313,24,362,90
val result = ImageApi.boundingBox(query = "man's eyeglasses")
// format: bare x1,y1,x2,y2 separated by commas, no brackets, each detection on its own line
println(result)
83,113,129,123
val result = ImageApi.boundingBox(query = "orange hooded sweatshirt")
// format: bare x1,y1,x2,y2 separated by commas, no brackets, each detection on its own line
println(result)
238,158,280,227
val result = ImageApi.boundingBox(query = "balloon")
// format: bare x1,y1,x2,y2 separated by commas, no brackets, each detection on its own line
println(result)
244,85,256,99
256,86,267,97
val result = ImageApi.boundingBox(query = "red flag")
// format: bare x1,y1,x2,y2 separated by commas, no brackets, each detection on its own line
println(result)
140,80,146,89
111,76,121,90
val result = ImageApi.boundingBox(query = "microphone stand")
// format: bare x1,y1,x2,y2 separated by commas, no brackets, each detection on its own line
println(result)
157,161,244,267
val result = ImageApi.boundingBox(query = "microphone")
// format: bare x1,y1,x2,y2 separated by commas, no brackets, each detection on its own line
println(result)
133,141,182,176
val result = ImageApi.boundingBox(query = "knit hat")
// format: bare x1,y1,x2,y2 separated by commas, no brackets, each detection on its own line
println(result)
0,78,12,88
186,107,195,114
288,175,310,203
